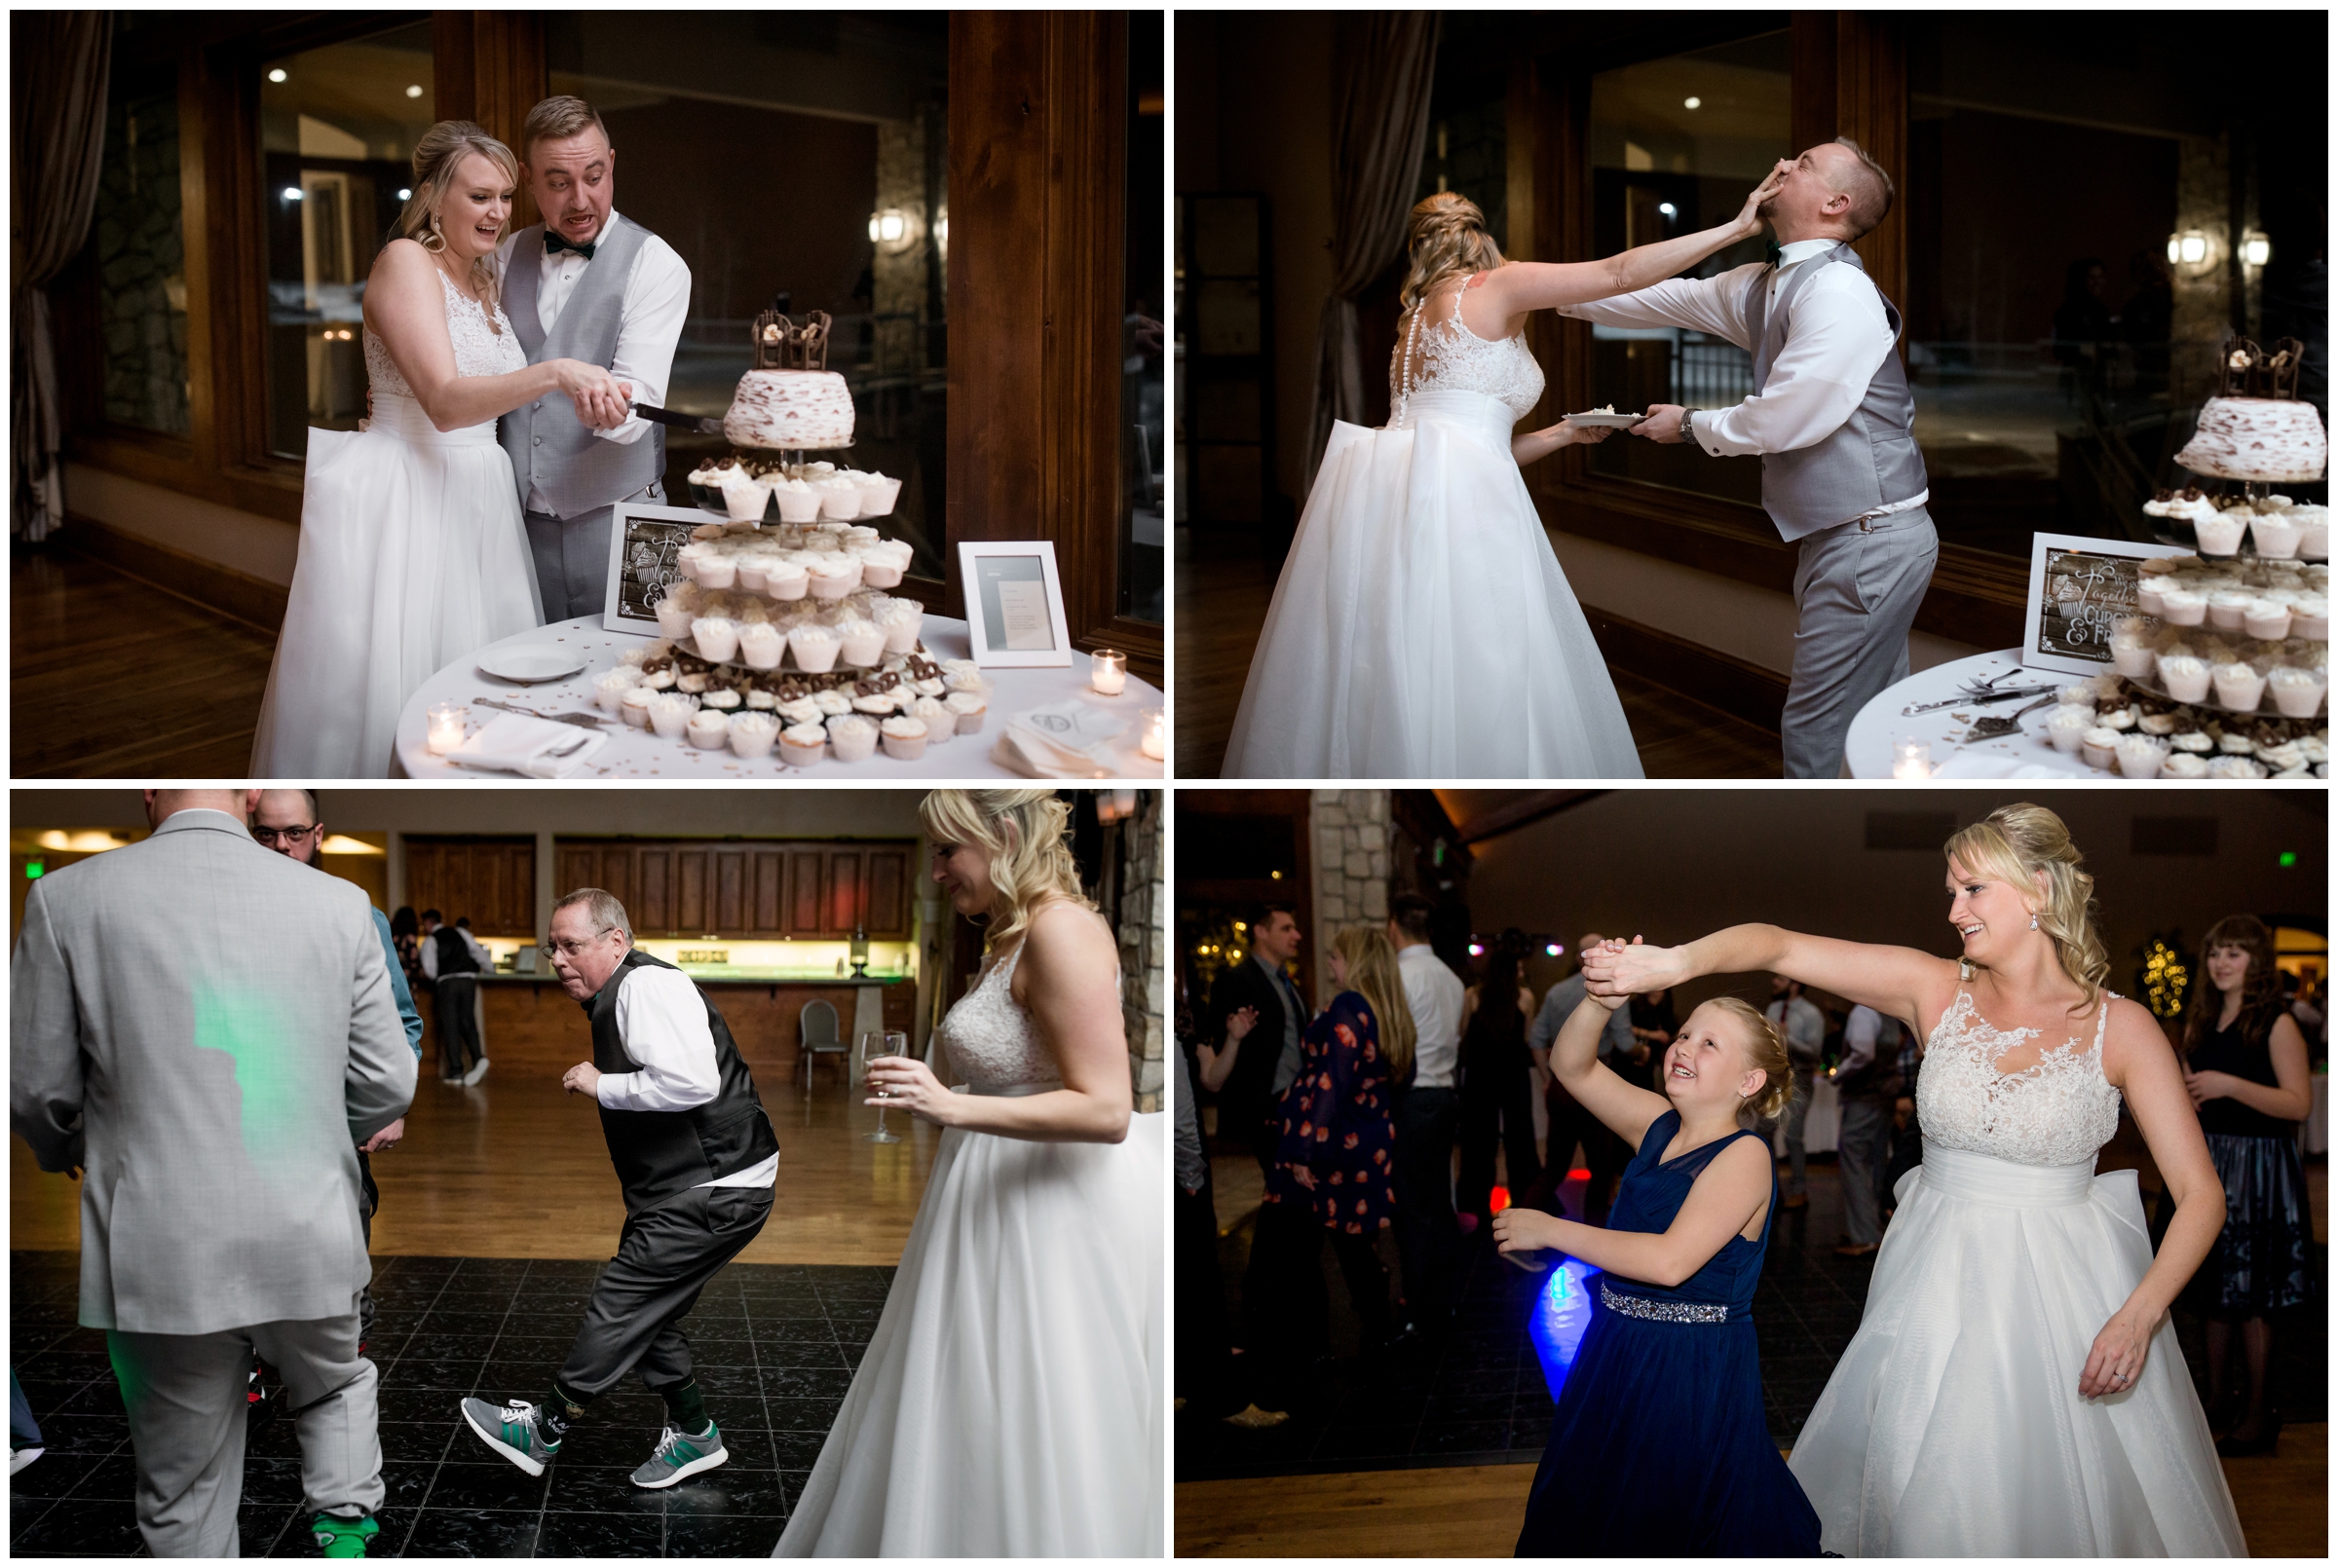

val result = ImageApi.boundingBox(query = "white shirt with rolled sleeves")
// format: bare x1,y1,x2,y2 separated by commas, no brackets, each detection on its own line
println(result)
493,209,692,515
1556,238,1929,517
593,963,778,1189
1397,942,1465,1092
418,926,492,980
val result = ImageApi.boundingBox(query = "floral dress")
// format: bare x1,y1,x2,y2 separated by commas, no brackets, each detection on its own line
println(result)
1263,989,1398,1234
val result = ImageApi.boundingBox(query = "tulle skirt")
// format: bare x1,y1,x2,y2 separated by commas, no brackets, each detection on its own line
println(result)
1788,1145,2246,1556
773,1110,1165,1557
1221,390,1643,779
250,393,542,778
2198,1131,2313,1313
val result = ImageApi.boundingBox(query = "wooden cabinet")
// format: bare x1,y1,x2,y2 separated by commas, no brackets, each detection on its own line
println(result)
548,839,917,939
403,838,536,937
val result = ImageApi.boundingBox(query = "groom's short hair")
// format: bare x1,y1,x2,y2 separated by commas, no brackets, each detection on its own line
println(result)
1830,136,1895,241
523,95,608,160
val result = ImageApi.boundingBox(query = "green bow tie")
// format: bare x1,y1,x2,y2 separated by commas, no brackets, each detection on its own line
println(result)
1765,240,1784,268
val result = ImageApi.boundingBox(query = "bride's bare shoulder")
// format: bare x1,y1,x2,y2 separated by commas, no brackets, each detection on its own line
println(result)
1022,899,1116,969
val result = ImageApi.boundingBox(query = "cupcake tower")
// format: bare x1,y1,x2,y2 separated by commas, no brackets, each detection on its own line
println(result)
2035,671,2325,780
590,640,995,767
2106,552,2328,723
684,310,903,525
2145,337,2329,563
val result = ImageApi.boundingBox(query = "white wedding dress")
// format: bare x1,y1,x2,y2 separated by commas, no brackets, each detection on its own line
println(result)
773,937,1165,1557
1789,989,2246,1556
250,271,543,777
1221,290,1642,778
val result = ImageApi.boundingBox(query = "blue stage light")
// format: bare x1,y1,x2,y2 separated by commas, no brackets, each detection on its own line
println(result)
1527,1256,1603,1404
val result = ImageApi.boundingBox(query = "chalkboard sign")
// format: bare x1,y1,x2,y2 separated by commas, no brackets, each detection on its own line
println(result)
602,503,713,635
2021,533,2166,677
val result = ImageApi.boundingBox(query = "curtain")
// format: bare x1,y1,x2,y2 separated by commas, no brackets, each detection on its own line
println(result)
1303,12,1439,491
12,12,113,542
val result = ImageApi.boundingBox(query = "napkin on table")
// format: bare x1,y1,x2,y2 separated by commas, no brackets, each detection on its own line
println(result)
448,712,608,777
988,698,1129,778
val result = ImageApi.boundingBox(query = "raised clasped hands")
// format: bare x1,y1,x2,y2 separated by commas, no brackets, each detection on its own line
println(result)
553,359,635,430
863,1052,954,1126
1581,934,1677,1002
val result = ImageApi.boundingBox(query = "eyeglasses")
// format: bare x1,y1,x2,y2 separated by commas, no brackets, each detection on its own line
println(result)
539,930,621,960
250,825,320,846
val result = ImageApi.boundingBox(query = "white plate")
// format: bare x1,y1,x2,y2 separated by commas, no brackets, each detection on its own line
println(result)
1566,411,1645,428
477,647,589,684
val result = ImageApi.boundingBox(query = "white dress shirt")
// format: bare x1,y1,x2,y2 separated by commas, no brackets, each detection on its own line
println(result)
1527,974,1636,1063
1557,239,1928,515
1396,942,1465,1092
493,210,692,514
1840,1004,1882,1075
418,926,492,980
1767,993,1828,1064
596,964,778,1188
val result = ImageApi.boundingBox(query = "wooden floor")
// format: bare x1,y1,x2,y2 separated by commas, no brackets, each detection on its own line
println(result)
13,545,277,777
11,1060,937,1267
1175,1428,2328,1557
1174,533,1781,779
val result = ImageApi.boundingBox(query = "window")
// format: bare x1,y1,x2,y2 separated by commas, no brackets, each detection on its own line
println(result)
93,74,188,435
543,14,951,583
1118,20,1164,623
1581,31,1789,509
258,20,437,461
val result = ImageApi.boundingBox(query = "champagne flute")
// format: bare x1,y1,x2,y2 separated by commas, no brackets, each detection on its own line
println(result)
857,1029,902,1144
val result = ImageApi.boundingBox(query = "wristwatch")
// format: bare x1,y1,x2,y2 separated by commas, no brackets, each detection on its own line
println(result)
1678,409,1700,450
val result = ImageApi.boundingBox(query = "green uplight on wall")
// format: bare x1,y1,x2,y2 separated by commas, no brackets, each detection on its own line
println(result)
24,860,44,879
2280,851,2299,868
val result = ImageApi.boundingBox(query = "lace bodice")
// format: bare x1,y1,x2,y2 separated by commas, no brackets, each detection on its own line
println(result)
1916,989,2123,1168
362,270,525,398
1389,292,1545,424
934,945,1060,1091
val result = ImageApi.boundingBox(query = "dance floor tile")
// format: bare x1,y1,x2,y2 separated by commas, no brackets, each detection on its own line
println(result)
659,1468,794,1516
761,1431,837,1469
761,1397,844,1430
533,1510,668,1556
399,1508,543,1557
1414,1420,1511,1456
543,1465,669,1514
424,1460,554,1512
666,1512,788,1555
240,1501,302,1554
10,1497,145,1555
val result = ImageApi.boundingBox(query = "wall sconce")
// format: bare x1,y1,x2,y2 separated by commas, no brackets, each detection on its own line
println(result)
867,207,922,254
934,207,948,259
2167,230,2208,267
2243,231,2271,269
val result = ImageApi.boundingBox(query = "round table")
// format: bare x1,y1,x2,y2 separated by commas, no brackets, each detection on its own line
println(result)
1847,650,2133,780
394,615,1164,779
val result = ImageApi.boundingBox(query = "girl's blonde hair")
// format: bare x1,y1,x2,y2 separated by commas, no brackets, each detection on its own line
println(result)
397,121,518,323
1400,191,1504,315
1696,996,1794,1124
1943,803,2108,1012
1333,924,1416,1082
918,789,1092,954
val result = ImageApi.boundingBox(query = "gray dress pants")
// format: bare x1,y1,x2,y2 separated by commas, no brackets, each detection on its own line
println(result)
1783,506,1940,778
109,1306,381,1556
1836,1095,1892,1247
559,1183,773,1401
526,482,662,623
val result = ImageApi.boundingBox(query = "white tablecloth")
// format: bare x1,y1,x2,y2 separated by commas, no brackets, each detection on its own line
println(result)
1771,1072,1840,1156
1847,650,2128,780
394,615,1164,779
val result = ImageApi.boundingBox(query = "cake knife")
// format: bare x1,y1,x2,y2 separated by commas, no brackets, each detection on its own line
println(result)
625,401,725,436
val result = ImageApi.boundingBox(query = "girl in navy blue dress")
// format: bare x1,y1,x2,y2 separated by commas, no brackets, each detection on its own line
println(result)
1493,942,1820,1556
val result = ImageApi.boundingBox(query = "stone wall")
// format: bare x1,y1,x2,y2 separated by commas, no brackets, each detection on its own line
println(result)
1118,791,1165,1113
94,86,190,435
1309,788,1390,1001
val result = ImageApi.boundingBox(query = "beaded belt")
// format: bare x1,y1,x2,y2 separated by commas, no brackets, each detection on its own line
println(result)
1600,1280,1730,1324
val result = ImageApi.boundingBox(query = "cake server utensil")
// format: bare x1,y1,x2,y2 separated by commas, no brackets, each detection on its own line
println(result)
1963,693,2059,741
1901,684,2057,716
474,697,615,728
627,401,725,436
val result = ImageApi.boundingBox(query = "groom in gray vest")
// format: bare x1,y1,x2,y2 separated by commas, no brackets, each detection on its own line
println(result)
497,95,693,621
1560,137,1937,778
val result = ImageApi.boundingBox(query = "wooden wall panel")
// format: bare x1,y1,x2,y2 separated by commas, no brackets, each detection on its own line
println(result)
751,851,784,936
827,849,865,937
432,12,548,231
864,848,909,937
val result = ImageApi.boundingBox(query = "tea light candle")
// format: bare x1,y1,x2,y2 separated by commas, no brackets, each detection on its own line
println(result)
427,701,467,756
1891,738,1933,780
1089,648,1128,696
1140,706,1165,761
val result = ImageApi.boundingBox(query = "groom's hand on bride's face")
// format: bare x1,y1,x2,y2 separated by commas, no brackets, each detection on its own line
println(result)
1630,404,1688,443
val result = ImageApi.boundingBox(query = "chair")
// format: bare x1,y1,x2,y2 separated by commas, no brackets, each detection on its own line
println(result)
798,999,848,1097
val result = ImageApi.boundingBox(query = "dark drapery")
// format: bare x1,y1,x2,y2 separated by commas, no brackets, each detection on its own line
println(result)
12,12,113,541
1303,12,1438,491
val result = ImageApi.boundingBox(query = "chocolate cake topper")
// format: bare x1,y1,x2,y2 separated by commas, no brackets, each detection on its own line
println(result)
752,309,832,372
2215,334,2306,400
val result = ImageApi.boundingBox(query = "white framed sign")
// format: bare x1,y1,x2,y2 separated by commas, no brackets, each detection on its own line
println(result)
2021,532,2166,678
603,503,710,634
958,540,1074,667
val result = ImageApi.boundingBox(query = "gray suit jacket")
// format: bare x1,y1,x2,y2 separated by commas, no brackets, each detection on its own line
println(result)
11,809,416,1334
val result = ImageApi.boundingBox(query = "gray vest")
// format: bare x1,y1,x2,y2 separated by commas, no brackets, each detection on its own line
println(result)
499,215,666,519
1744,243,1927,541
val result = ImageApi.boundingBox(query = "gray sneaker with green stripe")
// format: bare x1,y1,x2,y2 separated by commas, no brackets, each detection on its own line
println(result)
459,1397,561,1475
631,1421,728,1489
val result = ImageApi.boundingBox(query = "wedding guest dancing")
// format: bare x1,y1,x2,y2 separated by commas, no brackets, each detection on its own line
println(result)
1494,947,1819,1556
1587,803,2245,1555
1566,139,1939,778
495,95,692,619
1388,895,1466,1336
775,791,1163,1556
12,790,415,1557
418,909,491,1085
2180,915,2313,1458
461,889,777,1491
1455,945,1539,1226
249,120,632,777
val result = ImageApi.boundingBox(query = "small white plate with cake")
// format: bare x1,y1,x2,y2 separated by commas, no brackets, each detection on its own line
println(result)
1567,407,1645,428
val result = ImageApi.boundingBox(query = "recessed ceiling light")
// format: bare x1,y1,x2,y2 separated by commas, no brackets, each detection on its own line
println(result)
1683,95,1701,110
268,68,287,84
405,85,424,99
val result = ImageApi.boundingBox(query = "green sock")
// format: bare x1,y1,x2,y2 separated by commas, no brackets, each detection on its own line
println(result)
659,1377,709,1435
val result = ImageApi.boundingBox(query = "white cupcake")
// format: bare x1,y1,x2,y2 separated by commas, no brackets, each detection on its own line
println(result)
779,722,828,766
621,686,656,728
2099,705,2136,731
880,714,929,760
2268,664,2327,718
827,713,880,763
593,668,640,712
640,665,677,691
2192,510,2245,556
2047,704,2093,754
2155,653,2211,702
2206,755,2267,780
789,623,842,673
878,599,924,653
718,465,772,523
654,595,697,639
2207,659,2264,712
817,479,861,521
838,616,887,667
773,478,823,524
2250,511,2304,560
774,696,823,728
856,545,904,589
685,707,733,749
728,711,778,759
691,616,741,664
2291,506,2329,560
701,688,742,713
763,558,810,601
2292,596,2329,639
2080,727,2120,770
2161,752,2209,778
2170,729,2216,755
696,550,739,590
861,472,903,516
911,694,954,741
2115,734,2168,779
813,688,853,717
912,676,947,698
2158,588,2207,626
737,621,786,670
851,691,900,717
735,553,773,593
2242,599,2291,640
2108,633,2157,679
2206,589,2253,631
650,691,697,739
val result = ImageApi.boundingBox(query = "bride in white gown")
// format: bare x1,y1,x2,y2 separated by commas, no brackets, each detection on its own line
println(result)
249,120,630,778
774,789,1164,1557
1221,172,1781,779
1588,803,2245,1556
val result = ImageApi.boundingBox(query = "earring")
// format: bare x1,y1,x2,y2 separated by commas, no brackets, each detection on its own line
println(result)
2029,915,2039,931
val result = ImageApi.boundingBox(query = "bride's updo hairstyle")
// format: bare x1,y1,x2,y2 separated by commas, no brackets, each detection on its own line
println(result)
1942,803,2109,1012
919,789,1094,953
1400,192,1504,314
1695,996,1793,1125
396,120,519,323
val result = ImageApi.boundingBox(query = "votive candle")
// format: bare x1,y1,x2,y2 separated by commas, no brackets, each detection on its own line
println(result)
1140,706,1165,761
1090,648,1128,696
427,702,468,755
1891,737,1933,780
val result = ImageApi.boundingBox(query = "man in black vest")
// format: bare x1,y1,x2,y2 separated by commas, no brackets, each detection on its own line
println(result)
418,909,489,1086
461,889,777,1491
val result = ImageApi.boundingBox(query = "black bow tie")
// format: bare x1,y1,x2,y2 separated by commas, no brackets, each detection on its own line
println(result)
1765,240,1784,268
544,230,596,260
